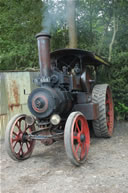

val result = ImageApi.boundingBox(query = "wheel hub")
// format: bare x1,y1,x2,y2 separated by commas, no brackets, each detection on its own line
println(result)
22,132,28,142
80,134,85,142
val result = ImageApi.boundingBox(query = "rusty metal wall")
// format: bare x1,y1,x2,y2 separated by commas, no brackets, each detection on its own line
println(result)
0,71,39,139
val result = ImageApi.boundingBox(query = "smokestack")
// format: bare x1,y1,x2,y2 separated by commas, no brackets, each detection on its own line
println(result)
36,32,51,77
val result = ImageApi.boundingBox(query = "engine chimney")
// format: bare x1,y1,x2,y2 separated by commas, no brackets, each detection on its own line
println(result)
36,32,51,77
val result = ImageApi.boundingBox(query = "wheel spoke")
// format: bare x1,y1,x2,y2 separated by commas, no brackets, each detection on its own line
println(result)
76,121,80,132
27,141,32,149
106,100,109,104
107,121,110,127
107,111,110,116
73,135,78,140
26,142,29,150
74,123,77,132
73,132,78,140
16,120,22,132
19,143,24,157
75,143,80,153
80,120,84,133
12,138,18,143
25,127,29,132
80,143,86,160
13,141,18,149
13,131,18,136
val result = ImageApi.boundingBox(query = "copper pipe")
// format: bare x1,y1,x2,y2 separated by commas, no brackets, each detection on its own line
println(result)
36,32,51,77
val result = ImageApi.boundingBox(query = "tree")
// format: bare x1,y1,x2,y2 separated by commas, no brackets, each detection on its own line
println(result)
0,0,43,70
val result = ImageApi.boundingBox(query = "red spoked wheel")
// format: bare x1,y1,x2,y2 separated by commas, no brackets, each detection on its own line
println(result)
106,87,114,136
64,112,90,166
5,114,35,161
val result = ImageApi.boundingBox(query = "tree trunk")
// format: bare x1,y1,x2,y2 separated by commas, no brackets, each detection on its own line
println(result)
98,18,111,55
89,0,93,44
67,0,77,48
108,0,118,62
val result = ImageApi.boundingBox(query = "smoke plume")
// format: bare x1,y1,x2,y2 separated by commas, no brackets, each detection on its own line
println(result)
42,0,67,33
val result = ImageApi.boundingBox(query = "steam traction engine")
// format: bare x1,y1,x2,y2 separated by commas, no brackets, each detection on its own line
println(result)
5,33,114,166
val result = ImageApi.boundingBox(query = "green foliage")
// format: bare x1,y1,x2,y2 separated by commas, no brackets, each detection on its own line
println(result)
115,102,128,119
51,28,69,50
97,51,128,119
0,0,43,70
109,52,128,119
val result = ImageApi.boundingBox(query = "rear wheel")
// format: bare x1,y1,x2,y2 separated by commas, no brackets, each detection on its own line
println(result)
5,114,35,161
92,84,114,137
64,112,90,166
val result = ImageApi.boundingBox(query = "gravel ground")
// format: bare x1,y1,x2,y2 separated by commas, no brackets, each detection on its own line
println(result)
0,121,128,193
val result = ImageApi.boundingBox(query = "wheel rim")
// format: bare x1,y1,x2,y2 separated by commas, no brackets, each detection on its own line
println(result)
106,88,114,135
71,114,90,162
10,116,35,159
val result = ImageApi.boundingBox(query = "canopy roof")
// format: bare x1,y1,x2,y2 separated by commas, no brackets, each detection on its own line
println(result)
50,49,110,67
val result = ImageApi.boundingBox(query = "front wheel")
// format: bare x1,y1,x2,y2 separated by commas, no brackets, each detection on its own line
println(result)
5,114,35,161
64,112,90,166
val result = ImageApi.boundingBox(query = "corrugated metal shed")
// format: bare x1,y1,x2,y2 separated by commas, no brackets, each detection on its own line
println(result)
0,71,39,138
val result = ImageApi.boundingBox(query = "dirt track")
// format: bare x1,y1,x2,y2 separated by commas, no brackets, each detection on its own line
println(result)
1,121,128,193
